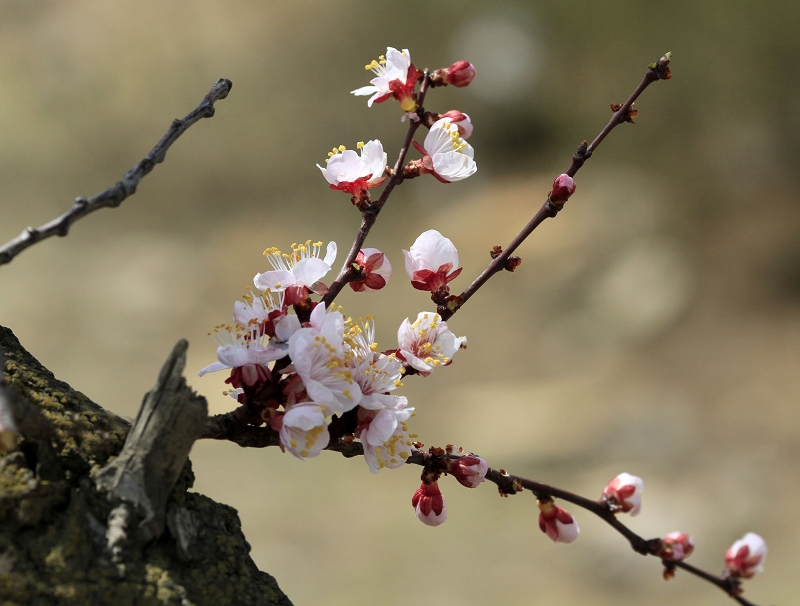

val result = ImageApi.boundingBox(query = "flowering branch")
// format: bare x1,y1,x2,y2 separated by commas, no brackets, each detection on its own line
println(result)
322,72,431,306
325,439,761,606
0,78,233,267
439,53,673,321
195,48,769,605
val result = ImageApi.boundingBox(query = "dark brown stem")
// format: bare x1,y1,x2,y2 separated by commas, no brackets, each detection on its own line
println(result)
441,55,670,322
322,72,431,307
0,78,233,267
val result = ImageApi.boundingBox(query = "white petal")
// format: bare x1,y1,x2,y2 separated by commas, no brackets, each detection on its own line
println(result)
275,314,301,342
325,150,361,184
254,269,295,292
365,409,398,446
351,85,379,96
292,257,331,287
323,241,337,266
197,361,228,377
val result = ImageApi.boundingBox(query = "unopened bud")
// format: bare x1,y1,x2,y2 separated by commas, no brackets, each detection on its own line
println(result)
440,110,473,139
538,499,579,544
412,480,447,526
444,61,476,88
660,531,695,562
725,532,767,579
549,174,576,205
449,455,488,488
602,472,644,516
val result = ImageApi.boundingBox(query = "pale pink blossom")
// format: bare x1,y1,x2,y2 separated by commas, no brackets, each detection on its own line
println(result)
317,140,387,196
538,500,579,544
725,533,767,579
412,481,447,526
602,472,645,516
278,400,330,460
288,304,362,414
397,311,465,376
254,240,337,303
440,110,473,139
349,248,392,293
351,47,418,112
198,322,287,388
358,399,415,473
449,456,488,488
345,317,405,410
413,117,476,183
660,531,695,562
403,230,462,292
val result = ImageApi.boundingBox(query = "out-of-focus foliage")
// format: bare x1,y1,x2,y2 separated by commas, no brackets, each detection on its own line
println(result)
0,1,798,604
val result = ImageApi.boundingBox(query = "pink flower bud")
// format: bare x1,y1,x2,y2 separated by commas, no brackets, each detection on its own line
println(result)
602,472,644,516
440,110,473,139
449,455,488,488
538,500,579,544
349,248,392,293
725,533,767,579
660,532,695,562
412,480,447,526
444,61,476,87
549,174,576,204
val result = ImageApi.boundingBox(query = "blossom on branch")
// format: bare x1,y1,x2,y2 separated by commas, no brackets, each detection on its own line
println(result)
449,456,488,488
287,303,362,414
412,480,447,526
660,532,695,562
403,229,462,292
725,533,767,579
351,47,418,112
254,240,337,304
278,400,330,460
602,472,644,516
440,110,473,139
357,400,414,473
538,499,579,544
412,117,477,183
198,321,286,389
317,140,387,197
349,248,392,292
397,311,465,376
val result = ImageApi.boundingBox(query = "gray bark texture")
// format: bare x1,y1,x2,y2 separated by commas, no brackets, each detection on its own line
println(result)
0,325,293,606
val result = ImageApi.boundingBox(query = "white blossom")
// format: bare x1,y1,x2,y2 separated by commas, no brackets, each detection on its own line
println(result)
397,311,465,376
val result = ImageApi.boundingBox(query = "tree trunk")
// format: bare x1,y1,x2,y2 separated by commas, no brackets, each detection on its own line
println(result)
0,325,292,606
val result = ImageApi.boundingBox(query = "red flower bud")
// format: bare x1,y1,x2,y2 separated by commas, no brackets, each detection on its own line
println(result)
444,61,476,88
412,480,447,526
448,455,488,488
660,532,695,562
549,174,576,204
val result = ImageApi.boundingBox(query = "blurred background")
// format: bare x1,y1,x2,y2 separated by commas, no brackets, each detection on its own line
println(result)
1,1,798,604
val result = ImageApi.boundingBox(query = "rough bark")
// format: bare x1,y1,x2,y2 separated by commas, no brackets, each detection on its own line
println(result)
0,325,293,606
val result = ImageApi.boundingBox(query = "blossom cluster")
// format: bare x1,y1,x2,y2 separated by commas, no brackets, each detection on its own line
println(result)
199,237,466,473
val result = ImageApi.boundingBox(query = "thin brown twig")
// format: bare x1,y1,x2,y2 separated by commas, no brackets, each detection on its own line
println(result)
322,72,432,306
324,439,760,606
0,78,233,267
440,54,671,321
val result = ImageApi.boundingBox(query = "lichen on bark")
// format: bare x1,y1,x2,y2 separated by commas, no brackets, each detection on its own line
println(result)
0,325,293,606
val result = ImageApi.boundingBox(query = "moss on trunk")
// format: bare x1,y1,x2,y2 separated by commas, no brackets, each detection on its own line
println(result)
0,325,292,606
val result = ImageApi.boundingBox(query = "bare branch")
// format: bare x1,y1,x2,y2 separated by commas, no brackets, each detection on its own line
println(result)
440,54,672,321
0,78,233,267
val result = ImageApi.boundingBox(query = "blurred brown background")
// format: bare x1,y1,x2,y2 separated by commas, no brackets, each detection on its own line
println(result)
1,1,798,604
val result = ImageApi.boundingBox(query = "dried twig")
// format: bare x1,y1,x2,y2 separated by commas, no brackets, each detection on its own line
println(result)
0,78,233,267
